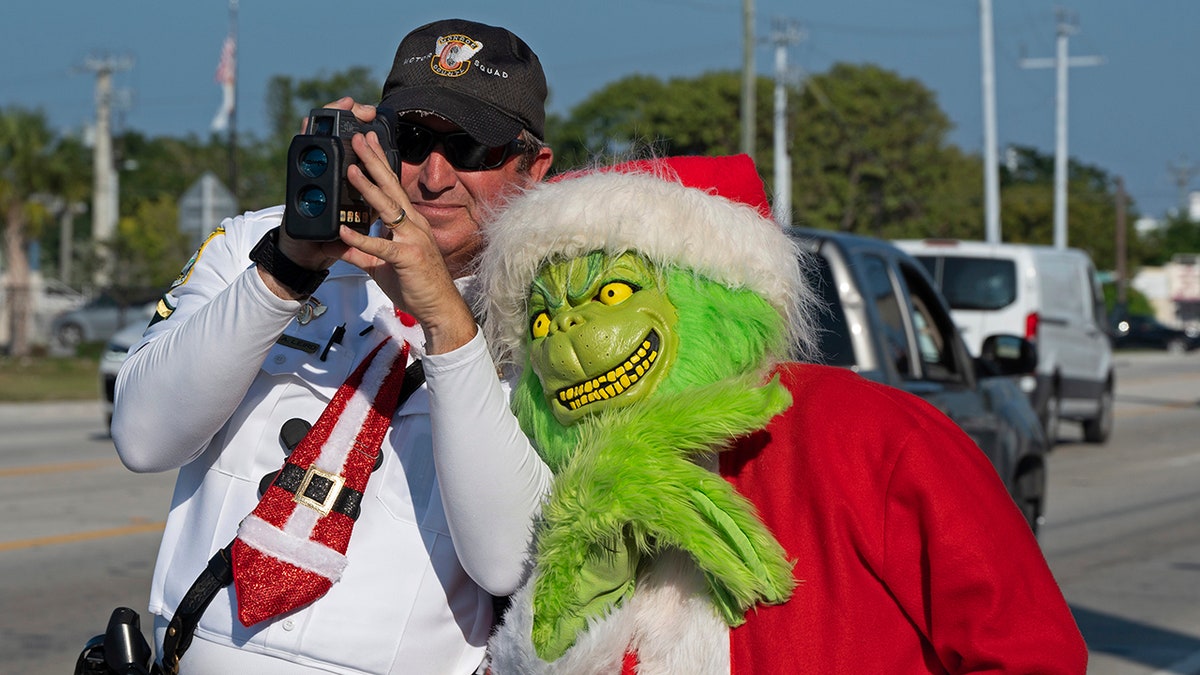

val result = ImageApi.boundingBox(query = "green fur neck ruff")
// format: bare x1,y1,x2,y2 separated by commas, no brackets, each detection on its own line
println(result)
517,272,798,660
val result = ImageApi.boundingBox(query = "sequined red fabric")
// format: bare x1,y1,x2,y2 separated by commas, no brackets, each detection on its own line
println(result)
232,333,411,626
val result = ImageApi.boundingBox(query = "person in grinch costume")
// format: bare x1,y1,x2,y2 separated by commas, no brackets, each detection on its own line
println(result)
477,155,1087,674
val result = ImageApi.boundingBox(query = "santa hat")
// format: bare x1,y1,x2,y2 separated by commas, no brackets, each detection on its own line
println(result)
479,154,816,367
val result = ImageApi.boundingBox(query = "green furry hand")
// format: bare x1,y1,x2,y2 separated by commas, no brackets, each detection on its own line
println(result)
533,532,640,661
528,376,796,662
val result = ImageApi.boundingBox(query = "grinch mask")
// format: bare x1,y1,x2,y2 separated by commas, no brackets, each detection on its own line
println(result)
527,251,679,426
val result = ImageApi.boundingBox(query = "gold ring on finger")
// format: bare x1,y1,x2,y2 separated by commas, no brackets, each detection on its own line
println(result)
386,208,407,229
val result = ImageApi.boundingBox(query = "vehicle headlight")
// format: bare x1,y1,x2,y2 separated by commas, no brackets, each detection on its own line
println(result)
1018,374,1037,393
101,345,130,365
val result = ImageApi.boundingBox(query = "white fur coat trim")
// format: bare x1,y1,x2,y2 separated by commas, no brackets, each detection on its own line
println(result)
372,305,425,360
488,549,731,675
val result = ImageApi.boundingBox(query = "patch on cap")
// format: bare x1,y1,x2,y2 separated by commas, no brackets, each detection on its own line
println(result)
431,33,483,77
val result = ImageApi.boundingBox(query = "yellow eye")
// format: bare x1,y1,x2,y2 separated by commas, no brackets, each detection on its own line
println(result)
597,281,635,306
530,312,551,339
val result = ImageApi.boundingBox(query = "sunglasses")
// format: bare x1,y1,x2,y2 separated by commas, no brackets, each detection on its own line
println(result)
393,121,530,171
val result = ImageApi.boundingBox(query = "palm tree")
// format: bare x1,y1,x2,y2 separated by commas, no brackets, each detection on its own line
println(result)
1,107,60,357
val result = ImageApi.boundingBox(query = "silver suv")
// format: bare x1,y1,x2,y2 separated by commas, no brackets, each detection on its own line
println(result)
50,293,157,347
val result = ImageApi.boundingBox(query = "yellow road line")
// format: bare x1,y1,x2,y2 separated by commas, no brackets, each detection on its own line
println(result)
0,458,118,477
0,520,166,552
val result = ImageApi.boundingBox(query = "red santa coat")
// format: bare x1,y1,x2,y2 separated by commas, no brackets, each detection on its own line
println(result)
719,363,1087,674
490,363,1087,674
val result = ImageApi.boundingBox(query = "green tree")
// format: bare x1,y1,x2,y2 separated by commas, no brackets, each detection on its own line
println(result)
119,131,235,210
60,66,383,303
39,135,92,287
999,145,1142,270
547,71,776,175
549,74,670,170
1140,213,1200,265
266,66,380,144
109,195,192,294
548,65,983,240
1,107,64,356
1102,281,1153,317
99,131,234,293
789,63,957,237
258,67,383,207
920,145,985,240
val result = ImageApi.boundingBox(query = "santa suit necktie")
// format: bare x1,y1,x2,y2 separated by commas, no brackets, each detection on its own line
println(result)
230,309,419,626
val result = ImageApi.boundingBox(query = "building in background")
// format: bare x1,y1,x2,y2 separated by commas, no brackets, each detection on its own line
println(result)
1132,255,1200,337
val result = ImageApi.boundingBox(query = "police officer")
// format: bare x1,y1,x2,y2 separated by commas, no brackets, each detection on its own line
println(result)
112,18,553,674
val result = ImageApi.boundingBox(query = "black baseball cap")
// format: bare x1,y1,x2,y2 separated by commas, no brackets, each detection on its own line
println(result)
380,19,547,147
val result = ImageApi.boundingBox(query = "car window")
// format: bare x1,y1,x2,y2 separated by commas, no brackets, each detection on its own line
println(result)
1087,263,1108,327
90,295,120,310
899,262,963,384
910,299,942,364
862,254,913,377
913,256,937,279
804,251,856,367
929,256,1017,311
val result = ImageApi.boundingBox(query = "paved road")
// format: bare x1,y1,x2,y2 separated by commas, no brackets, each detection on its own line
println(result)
1041,350,1200,675
0,401,174,674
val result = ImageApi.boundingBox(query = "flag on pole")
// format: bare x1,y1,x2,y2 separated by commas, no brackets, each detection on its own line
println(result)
211,34,236,132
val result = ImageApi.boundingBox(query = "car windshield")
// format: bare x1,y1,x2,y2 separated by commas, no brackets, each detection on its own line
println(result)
918,255,1017,311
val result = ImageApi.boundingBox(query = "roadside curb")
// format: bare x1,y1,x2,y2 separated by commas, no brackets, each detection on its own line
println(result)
0,400,101,422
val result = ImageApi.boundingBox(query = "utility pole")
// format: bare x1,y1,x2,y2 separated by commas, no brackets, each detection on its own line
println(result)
1020,9,1103,249
227,0,239,197
740,0,756,161
82,54,133,288
57,201,86,285
1115,176,1128,310
771,19,803,227
30,195,87,286
1167,157,1197,217
980,0,1001,243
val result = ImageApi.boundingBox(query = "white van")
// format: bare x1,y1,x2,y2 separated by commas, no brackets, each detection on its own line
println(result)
894,239,1114,444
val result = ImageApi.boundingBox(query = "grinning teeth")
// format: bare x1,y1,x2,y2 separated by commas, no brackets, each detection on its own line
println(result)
557,332,660,410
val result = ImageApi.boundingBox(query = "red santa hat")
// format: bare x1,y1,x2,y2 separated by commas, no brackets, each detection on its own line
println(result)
479,154,816,367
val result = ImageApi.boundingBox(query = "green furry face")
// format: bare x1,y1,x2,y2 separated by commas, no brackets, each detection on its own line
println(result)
527,252,679,426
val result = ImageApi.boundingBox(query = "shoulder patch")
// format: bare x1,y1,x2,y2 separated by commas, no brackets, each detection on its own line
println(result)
147,294,177,327
171,226,226,290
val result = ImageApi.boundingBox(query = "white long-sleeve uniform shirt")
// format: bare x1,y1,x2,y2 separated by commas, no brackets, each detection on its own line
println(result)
111,206,550,675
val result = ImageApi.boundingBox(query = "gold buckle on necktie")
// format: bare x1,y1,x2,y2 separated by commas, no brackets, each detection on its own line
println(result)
294,467,344,516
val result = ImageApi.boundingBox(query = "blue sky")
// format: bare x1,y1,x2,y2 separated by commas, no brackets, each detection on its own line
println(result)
3,0,1197,221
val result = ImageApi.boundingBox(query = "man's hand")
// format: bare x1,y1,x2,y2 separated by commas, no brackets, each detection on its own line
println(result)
338,132,476,354
323,98,477,354
301,96,377,131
